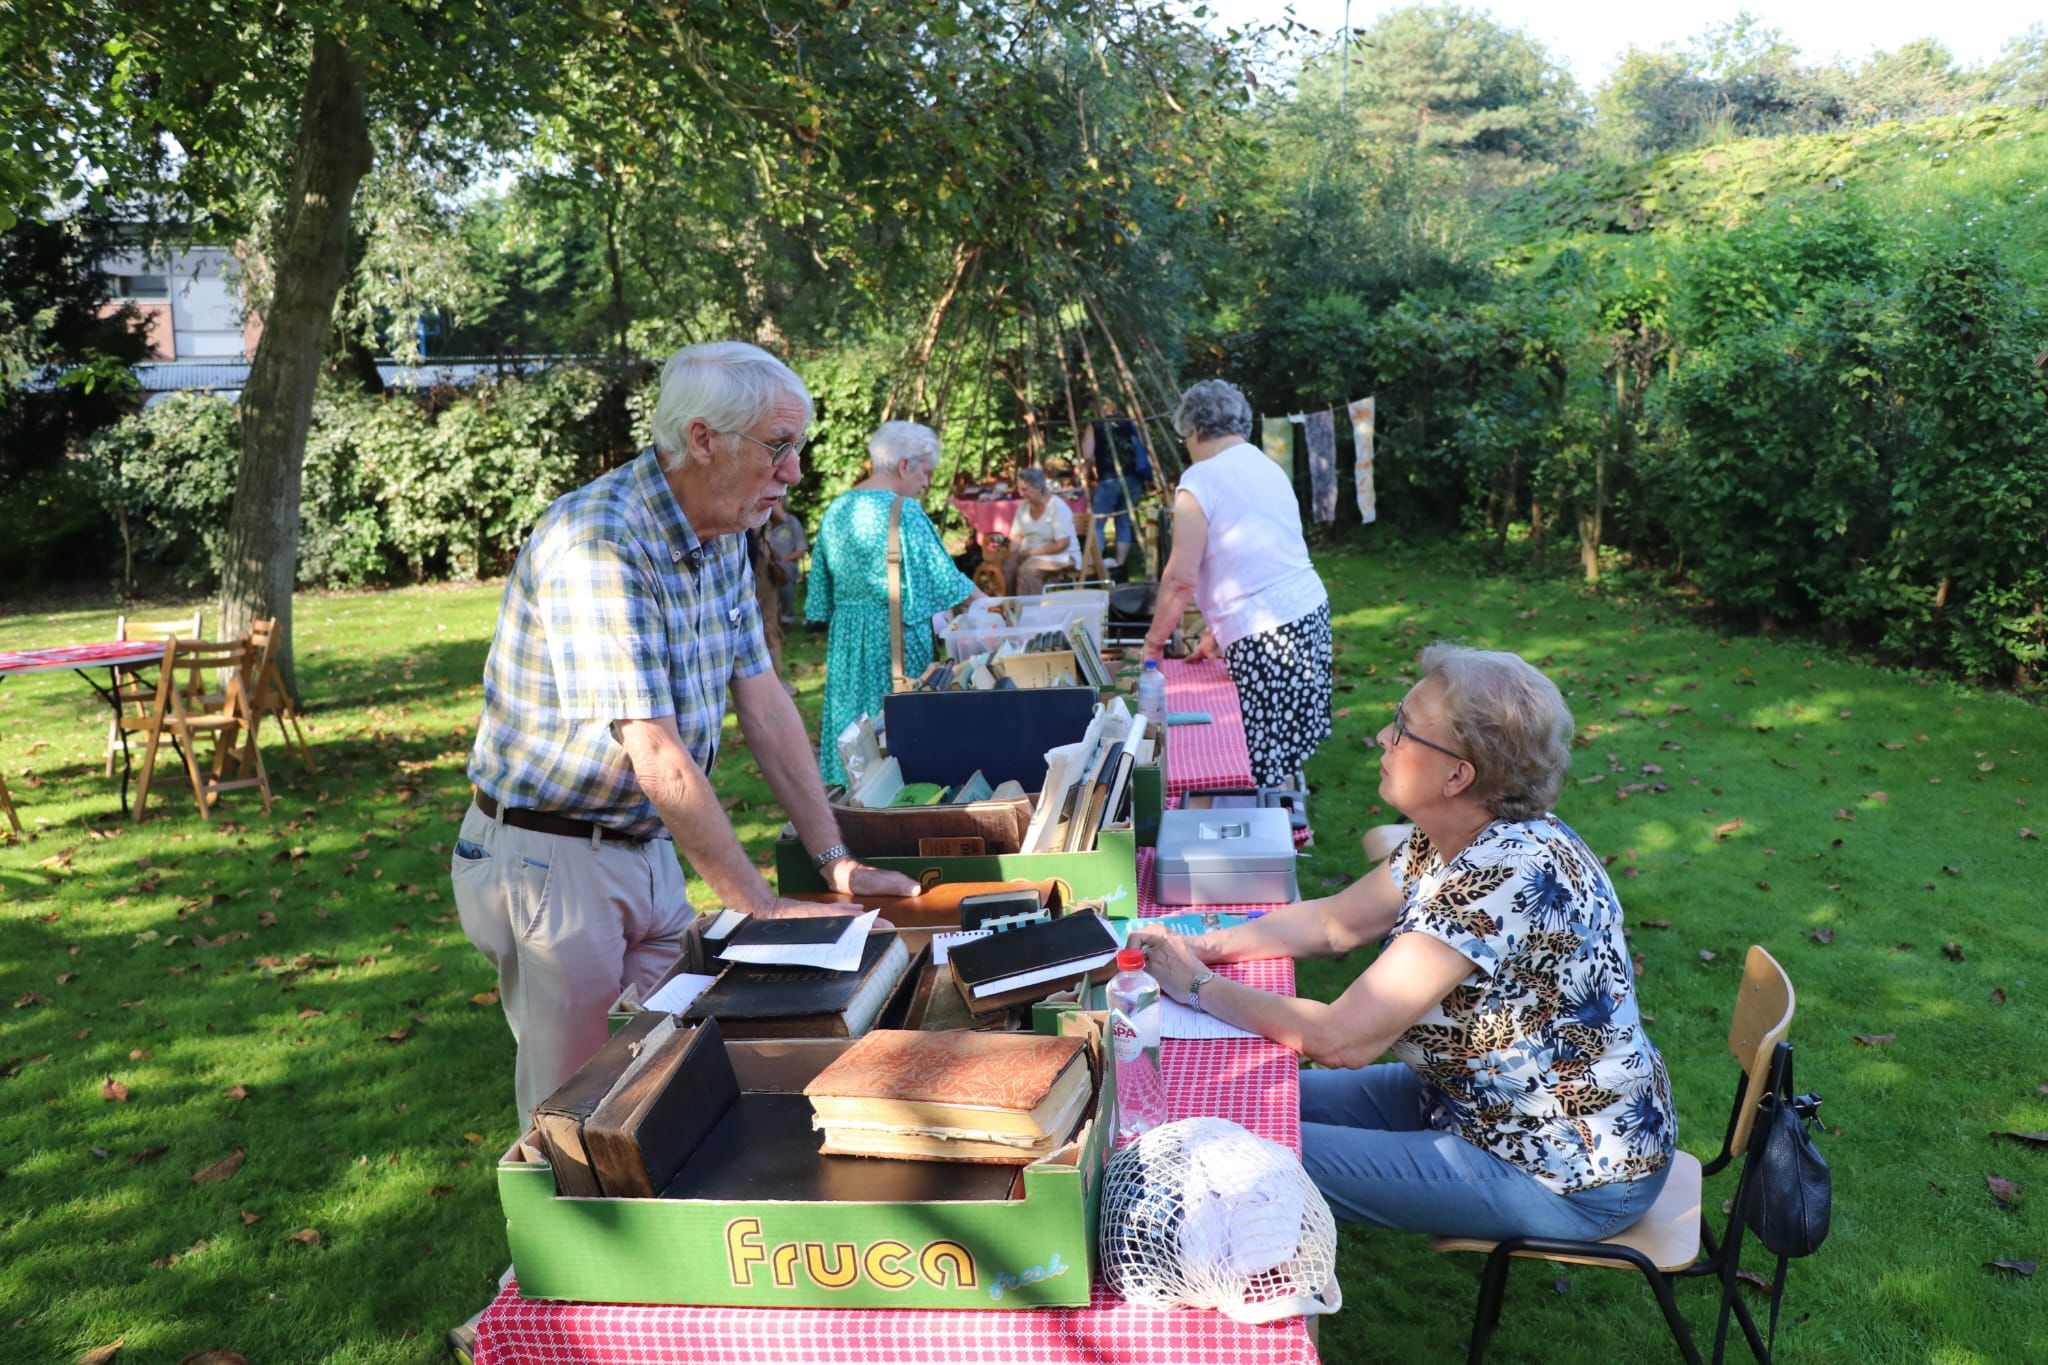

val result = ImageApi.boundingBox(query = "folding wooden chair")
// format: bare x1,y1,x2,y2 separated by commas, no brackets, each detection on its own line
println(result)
0,770,21,837
1432,945,1800,1364
204,617,314,773
105,610,203,775
132,636,273,823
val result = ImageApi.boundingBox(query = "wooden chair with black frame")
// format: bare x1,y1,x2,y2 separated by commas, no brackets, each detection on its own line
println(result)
1431,944,1815,1364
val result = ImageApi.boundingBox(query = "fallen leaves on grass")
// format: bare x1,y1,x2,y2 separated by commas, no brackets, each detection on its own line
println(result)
297,1007,323,1020
191,1149,244,1185
14,990,51,1008
102,1077,130,1102
1809,928,1835,945
1943,941,1966,962
1712,818,1743,840
1699,949,1718,962
78,1340,123,1364
1852,1034,1896,1047
179,1352,249,1365
223,1084,249,1101
240,1209,261,1224
1991,1131,2048,1150
1986,1174,2021,1205
287,1227,321,1246
379,1027,411,1044
1985,1260,2036,1278
1735,1269,1775,1294
128,1144,169,1165
1640,919,1671,930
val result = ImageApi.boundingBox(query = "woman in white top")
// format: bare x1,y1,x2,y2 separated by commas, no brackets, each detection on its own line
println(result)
1142,379,1332,785
1002,466,1079,595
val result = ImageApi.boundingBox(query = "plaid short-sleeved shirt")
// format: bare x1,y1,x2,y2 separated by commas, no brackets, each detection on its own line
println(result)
466,448,773,838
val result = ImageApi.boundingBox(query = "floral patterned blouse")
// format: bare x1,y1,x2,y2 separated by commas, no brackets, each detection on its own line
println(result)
1387,816,1677,1194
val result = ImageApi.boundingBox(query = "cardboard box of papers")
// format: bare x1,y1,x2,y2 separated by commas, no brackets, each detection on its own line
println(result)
497,1012,1116,1310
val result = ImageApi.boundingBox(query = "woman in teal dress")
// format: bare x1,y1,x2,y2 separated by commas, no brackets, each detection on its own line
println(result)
807,422,979,786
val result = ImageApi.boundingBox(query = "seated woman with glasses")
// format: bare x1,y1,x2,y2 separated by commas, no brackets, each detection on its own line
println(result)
807,421,981,786
1132,644,1676,1242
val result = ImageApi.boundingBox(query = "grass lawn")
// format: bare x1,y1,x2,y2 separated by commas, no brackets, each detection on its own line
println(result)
1,537,2042,1363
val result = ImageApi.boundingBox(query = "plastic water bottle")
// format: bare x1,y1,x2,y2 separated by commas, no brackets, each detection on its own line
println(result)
1107,947,1167,1144
1136,660,1167,727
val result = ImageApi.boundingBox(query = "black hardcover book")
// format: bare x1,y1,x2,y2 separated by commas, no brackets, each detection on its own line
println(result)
583,1017,741,1198
687,930,908,1036
531,1010,670,1197
660,1093,1018,1204
948,912,1120,1006
716,912,860,958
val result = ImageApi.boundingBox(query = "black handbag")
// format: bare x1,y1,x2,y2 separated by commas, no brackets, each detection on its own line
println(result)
1747,1089,1831,1259
1731,1045,1832,1354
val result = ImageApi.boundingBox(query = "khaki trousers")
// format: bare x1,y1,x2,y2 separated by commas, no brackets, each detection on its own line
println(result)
451,802,692,1133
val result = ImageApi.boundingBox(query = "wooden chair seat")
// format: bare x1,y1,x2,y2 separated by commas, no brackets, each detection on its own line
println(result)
1431,1151,1704,1274
105,610,204,776
132,636,273,823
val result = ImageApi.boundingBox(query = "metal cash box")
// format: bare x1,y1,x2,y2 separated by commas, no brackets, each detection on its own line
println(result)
1153,806,1299,906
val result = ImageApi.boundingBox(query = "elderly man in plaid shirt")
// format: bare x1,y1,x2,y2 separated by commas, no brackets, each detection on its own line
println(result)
451,340,921,1133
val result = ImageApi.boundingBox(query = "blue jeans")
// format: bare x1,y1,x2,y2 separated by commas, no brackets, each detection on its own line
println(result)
1300,1063,1671,1241
1091,475,1142,561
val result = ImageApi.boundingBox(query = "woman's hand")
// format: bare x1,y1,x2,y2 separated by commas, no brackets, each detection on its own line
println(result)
1126,927,1207,1002
1190,627,1219,662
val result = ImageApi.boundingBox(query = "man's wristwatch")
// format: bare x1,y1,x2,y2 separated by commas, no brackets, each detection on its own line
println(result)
1188,970,1219,1014
811,842,850,871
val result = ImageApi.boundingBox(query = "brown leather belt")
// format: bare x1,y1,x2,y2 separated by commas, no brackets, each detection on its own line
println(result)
474,791,644,844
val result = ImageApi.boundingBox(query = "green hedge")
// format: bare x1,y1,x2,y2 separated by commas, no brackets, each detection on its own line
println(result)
81,366,623,591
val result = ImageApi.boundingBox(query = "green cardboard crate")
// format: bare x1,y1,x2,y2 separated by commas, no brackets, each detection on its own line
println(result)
498,1016,1116,1310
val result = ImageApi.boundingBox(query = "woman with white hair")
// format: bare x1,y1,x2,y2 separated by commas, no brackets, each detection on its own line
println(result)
1132,644,1676,1242
1142,378,1331,787
999,466,1080,595
806,421,980,785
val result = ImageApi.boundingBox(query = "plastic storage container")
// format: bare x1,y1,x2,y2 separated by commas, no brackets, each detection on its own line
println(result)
941,591,1110,659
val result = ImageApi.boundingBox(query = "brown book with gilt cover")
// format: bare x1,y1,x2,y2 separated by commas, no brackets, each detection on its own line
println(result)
801,1029,1091,1163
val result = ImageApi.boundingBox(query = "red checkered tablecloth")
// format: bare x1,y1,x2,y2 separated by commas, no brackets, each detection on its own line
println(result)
0,641,165,677
950,494,1089,541
1158,657,1252,800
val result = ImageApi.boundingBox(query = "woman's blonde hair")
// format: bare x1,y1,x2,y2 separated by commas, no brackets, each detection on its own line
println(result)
1419,643,1574,821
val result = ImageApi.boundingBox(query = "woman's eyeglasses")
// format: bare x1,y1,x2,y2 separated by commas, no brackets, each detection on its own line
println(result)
1388,699,1469,765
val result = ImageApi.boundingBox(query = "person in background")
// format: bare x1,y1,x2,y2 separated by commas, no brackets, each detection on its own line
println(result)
1080,399,1152,573
763,501,808,626
1000,466,1079,595
1132,645,1676,1242
452,340,920,1138
807,421,980,786
1141,378,1331,787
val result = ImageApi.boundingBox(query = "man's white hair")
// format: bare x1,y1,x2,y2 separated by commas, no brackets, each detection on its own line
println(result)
649,341,813,471
868,421,941,477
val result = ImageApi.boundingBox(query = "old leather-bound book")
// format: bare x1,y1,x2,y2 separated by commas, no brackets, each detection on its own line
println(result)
532,1010,673,1197
686,929,911,1039
579,1017,740,1199
802,1029,1092,1163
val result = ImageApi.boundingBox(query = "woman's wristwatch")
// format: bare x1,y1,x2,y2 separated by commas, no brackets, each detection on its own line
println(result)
1188,970,1219,1013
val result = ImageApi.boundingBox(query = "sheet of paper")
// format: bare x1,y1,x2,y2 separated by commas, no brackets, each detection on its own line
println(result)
1161,997,1261,1041
716,909,879,972
642,972,719,1016
930,928,993,966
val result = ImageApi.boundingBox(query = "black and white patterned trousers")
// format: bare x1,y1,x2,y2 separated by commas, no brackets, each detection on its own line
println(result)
1222,601,1333,787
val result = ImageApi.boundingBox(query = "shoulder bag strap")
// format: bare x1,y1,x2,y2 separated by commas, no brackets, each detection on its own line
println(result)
887,495,907,691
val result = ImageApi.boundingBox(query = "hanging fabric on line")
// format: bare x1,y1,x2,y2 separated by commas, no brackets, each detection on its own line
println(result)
1259,415,1294,477
1347,396,1377,525
1302,409,1337,524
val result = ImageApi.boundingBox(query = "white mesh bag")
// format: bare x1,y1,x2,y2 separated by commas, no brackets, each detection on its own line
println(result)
1100,1116,1342,1323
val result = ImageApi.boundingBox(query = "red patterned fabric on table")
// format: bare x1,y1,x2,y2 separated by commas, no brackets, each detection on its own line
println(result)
949,494,1089,541
0,641,166,676
1157,657,1252,800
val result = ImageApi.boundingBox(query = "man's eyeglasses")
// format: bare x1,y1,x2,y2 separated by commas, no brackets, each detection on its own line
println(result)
730,430,807,468
1389,699,1470,765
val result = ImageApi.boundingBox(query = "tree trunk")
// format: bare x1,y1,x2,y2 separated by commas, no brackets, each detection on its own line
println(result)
218,34,371,704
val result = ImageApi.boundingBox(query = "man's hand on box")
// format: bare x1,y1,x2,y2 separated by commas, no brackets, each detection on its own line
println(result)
827,858,922,899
